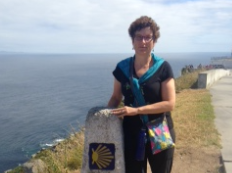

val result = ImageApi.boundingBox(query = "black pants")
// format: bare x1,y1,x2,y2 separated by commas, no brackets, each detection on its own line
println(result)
124,128,175,173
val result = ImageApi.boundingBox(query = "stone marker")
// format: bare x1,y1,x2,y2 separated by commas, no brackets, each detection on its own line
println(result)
81,107,125,173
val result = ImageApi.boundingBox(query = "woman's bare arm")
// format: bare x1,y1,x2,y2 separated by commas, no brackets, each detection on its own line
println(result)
111,77,176,117
107,78,123,108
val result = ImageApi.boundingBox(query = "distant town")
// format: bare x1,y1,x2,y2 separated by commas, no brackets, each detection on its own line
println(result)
211,55,232,69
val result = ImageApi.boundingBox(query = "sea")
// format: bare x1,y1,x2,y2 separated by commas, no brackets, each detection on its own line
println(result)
0,52,229,172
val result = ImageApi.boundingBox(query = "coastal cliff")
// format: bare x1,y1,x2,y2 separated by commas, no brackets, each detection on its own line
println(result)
5,70,222,173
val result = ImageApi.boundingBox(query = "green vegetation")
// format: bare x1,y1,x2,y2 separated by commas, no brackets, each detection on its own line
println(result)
6,167,24,173
173,70,220,148
175,70,200,92
173,89,220,148
7,70,220,173
35,129,84,173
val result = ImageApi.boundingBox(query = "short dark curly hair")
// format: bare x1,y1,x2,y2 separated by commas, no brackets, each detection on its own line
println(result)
128,16,160,43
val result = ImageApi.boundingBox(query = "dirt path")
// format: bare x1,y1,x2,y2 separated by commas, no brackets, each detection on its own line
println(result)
147,147,224,173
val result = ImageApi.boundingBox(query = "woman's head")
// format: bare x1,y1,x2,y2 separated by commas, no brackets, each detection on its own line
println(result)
128,16,160,43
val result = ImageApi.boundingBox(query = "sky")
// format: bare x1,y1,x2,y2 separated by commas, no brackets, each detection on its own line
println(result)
0,0,232,54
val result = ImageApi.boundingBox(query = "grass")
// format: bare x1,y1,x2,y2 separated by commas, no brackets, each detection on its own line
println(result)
172,89,220,149
7,129,85,173
6,167,24,173
173,70,220,149
7,70,220,173
34,129,85,173
175,70,201,92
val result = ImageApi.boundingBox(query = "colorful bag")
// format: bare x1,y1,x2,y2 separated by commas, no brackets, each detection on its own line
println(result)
146,116,175,154
127,56,175,155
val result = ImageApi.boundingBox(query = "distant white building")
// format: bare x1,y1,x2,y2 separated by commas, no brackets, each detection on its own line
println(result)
211,56,232,69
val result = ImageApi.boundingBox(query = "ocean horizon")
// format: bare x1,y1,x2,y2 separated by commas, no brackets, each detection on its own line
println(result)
0,52,230,172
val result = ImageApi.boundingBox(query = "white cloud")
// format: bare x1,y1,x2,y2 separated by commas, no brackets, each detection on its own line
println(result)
0,0,231,53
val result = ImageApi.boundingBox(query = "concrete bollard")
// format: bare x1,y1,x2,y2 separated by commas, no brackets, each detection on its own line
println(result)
81,107,125,173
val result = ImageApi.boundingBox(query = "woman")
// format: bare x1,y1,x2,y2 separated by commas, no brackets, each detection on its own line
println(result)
108,16,176,173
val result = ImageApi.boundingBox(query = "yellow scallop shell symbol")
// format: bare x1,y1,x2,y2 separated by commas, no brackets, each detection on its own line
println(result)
91,144,114,169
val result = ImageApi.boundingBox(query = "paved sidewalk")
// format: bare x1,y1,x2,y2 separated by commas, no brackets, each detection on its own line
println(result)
210,74,232,173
